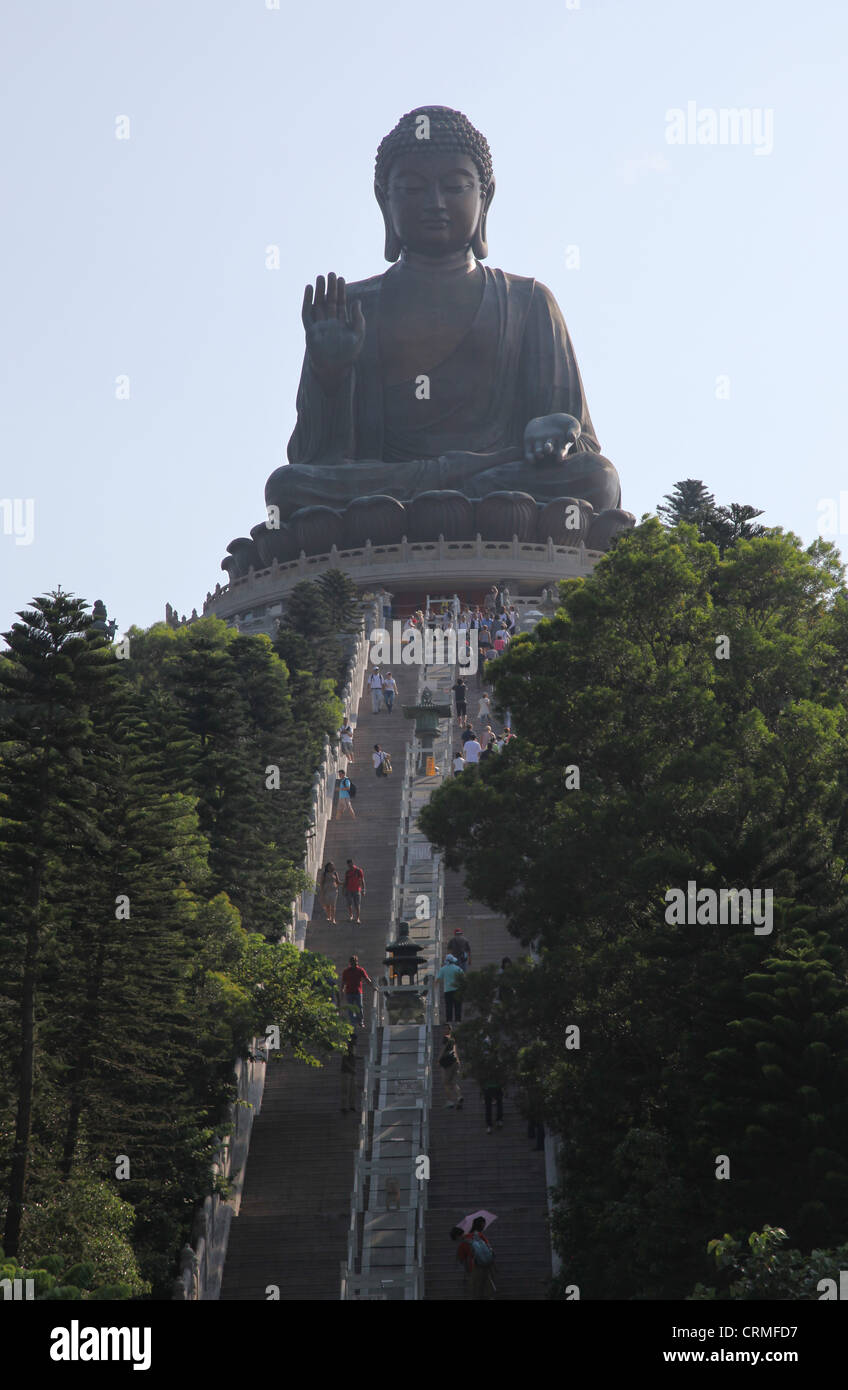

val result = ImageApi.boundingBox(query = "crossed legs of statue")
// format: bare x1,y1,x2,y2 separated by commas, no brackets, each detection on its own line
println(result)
265,450,630,544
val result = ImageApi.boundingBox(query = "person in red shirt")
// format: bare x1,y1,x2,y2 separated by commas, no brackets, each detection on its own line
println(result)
343,858,366,923
340,955,374,1029
451,1225,473,1295
450,1218,495,1299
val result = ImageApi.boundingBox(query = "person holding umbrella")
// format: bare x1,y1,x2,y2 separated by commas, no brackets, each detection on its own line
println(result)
450,1212,497,1299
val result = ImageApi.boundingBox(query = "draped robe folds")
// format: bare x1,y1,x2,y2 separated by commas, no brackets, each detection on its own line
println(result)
265,266,621,517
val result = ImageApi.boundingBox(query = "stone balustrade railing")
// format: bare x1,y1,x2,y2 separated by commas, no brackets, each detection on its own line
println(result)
173,597,383,1299
172,1047,268,1300
292,597,382,946
202,536,600,623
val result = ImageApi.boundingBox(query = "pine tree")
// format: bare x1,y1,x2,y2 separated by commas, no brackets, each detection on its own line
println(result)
0,592,119,1255
2,591,353,1291
658,479,766,555
658,478,717,527
700,930,848,1247
317,569,360,633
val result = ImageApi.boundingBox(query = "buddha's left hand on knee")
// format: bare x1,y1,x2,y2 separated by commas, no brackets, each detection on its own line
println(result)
523,414,582,465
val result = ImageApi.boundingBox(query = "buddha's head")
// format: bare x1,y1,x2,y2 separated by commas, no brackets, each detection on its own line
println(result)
374,106,495,263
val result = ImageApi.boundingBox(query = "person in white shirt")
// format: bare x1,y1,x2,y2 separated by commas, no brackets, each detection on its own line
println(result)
382,672,398,713
453,749,466,775
372,744,390,776
463,737,483,765
368,667,384,713
477,693,491,721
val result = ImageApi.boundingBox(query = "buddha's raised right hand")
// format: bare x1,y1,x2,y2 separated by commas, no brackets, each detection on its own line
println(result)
302,273,365,385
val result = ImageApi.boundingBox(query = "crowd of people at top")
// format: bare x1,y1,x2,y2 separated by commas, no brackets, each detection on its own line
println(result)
398,586,519,686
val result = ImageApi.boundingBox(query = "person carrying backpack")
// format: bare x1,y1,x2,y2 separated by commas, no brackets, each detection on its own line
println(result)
438,1029,463,1109
469,1217,496,1299
452,1217,495,1299
336,773,356,820
373,744,392,777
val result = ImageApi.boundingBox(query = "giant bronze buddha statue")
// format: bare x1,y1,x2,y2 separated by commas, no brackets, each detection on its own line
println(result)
225,106,634,577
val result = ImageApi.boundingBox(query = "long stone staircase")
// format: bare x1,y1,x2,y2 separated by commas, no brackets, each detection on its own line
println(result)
219,662,416,1300
220,628,552,1300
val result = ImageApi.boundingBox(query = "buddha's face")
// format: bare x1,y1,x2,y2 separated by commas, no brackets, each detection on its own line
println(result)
384,150,490,258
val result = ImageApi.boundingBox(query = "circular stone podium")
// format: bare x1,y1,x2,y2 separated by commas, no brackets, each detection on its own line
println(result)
201,532,603,631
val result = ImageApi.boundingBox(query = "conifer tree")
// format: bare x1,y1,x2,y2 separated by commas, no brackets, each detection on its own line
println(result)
317,569,360,633
0,592,119,1255
2,591,353,1291
700,930,848,1247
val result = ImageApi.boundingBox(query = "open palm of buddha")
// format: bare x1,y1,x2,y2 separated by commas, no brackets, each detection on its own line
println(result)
258,106,633,558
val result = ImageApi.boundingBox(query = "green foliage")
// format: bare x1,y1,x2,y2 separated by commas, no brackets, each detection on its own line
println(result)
17,1179,149,1297
317,569,360,632
62,1261,96,1289
420,520,848,1298
658,479,766,554
273,577,354,737
0,591,120,1257
125,618,316,935
691,1225,848,1300
699,930,848,1247
1,588,354,1298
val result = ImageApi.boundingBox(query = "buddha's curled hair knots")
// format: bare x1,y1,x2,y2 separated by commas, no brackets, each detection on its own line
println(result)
374,106,493,191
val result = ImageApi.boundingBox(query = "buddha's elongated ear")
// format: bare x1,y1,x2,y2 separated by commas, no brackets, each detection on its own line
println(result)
472,177,496,260
374,181,401,263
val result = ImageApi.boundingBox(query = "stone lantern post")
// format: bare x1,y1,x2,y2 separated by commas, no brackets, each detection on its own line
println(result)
402,686,451,774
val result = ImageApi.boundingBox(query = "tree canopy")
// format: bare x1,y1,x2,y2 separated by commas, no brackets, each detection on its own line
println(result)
0,591,351,1295
658,478,766,554
420,520,848,1297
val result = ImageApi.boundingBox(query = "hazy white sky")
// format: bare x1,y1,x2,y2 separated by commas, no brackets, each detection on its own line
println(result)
1,0,846,636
